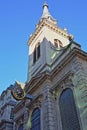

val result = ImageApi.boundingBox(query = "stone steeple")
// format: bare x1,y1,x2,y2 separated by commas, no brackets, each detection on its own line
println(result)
41,1,57,25
41,1,52,19
27,1,74,82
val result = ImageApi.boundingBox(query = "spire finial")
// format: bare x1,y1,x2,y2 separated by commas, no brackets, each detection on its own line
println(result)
43,0,48,8
42,1,50,18
41,1,57,25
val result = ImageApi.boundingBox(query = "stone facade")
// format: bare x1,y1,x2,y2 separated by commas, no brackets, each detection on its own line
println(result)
0,85,17,130
0,2,87,130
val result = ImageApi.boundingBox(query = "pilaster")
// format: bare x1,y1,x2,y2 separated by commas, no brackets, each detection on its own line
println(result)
23,108,29,130
43,85,55,130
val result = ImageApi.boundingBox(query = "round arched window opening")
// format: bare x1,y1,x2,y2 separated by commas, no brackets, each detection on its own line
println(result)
54,39,63,48
59,88,80,130
31,108,41,130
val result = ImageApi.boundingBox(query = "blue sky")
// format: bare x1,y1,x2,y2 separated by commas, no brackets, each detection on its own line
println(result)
0,0,87,94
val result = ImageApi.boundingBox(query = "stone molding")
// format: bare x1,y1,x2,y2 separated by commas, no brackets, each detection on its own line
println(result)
28,19,70,45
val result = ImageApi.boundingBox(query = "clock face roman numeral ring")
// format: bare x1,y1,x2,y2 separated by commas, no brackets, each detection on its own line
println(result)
11,85,25,100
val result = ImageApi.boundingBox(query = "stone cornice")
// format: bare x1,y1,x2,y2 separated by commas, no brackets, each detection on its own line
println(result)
28,19,70,45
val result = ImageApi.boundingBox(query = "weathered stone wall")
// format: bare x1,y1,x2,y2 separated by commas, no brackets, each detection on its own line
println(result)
72,57,87,130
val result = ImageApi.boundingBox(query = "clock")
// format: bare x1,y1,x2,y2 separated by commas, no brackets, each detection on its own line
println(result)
11,85,25,100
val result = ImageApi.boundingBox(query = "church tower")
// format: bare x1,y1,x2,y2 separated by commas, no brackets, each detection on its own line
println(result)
0,1,87,130
27,2,73,82
10,2,87,130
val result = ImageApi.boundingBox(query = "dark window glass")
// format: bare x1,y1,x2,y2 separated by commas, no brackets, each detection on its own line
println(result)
37,44,40,59
31,108,40,130
18,124,23,130
33,43,40,64
59,88,80,130
33,48,36,64
54,39,58,48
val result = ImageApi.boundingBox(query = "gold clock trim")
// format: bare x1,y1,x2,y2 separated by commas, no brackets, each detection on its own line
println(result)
11,87,25,101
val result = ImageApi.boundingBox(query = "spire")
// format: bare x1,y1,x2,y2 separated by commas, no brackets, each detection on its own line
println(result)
41,1,50,18
41,1,57,25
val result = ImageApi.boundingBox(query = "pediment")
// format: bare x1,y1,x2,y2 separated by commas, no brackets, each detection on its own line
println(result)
25,73,45,92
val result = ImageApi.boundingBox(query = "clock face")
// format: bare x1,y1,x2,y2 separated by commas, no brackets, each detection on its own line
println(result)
11,85,25,100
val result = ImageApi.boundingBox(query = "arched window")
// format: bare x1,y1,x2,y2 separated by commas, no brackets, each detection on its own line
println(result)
31,108,41,130
59,88,80,130
54,39,63,48
18,124,23,130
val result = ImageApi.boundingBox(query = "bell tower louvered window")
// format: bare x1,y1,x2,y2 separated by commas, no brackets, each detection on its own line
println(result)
31,108,41,130
59,88,80,130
